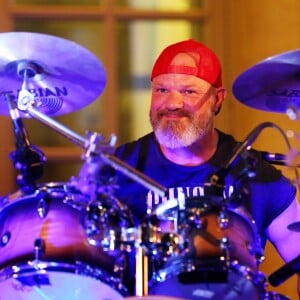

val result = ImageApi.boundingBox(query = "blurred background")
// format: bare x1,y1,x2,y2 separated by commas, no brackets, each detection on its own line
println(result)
0,0,299,298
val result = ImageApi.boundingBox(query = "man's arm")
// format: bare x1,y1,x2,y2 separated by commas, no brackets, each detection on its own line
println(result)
266,198,300,299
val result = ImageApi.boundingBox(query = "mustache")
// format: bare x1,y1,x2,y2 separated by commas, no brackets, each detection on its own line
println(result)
156,109,191,118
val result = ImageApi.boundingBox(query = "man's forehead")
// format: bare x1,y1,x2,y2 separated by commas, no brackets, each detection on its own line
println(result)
170,52,200,67
152,73,211,88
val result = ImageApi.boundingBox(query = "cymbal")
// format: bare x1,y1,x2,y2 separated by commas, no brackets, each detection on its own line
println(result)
232,49,300,113
0,32,106,116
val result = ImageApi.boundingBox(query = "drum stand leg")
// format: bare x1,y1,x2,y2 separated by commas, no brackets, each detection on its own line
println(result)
135,228,148,296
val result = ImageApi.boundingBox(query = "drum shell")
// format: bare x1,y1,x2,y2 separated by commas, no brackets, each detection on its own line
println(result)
145,204,265,299
0,190,115,273
146,207,262,272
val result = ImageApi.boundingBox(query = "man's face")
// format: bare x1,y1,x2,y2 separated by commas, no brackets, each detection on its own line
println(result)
150,73,219,149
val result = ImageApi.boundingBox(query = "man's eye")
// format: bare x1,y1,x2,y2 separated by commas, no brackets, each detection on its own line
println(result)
182,89,196,95
156,88,168,93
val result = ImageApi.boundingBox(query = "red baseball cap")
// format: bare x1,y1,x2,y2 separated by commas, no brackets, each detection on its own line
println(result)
151,39,222,88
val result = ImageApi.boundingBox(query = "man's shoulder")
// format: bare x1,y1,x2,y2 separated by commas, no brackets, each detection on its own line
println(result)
116,132,156,158
216,129,239,146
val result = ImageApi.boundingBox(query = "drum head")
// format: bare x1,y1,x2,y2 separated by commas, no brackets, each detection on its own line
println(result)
0,270,124,300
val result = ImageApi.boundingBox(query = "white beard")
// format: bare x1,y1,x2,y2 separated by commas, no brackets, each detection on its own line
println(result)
150,108,214,149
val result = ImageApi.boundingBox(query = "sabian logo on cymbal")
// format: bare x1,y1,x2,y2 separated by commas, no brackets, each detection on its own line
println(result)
266,89,300,97
1,87,68,115
1,86,68,99
20,86,68,98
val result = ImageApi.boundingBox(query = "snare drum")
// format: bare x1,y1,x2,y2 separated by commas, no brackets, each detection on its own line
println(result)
144,197,266,300
0,182,134,299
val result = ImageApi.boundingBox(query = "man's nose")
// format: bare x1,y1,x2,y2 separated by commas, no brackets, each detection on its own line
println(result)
165,91,184,109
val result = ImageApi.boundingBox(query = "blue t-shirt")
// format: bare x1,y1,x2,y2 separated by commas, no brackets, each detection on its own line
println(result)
114,130,296,247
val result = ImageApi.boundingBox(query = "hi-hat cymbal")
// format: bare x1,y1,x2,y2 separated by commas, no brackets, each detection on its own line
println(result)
0,31,106,116
232,49,300,113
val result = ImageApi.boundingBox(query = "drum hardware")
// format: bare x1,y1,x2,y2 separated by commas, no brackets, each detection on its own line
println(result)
33,238,45,261
36,190,50,219
1,232,11,247
219,236,230,256
13,85,166,197
83,202,104,246
218,209,229,229
135,226,149,297
82,196,135,251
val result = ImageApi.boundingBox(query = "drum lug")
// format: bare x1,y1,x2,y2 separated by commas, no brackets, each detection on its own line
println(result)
220,236,231,264
218,209,229,229
34,238,46,260
248,242,265,264
82,203,102,245
193,213,203,229
1,231,11,247
220,236,230,251
187,209,203,229
37,192,49,219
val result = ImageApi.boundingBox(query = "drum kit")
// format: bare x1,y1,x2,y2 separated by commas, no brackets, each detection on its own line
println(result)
0,32,298,299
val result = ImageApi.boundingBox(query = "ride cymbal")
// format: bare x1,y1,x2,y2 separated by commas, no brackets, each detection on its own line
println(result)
232,49,300,113
0,31,107,116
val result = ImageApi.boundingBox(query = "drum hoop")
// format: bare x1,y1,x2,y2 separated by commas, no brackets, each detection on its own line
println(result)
0,182,88,212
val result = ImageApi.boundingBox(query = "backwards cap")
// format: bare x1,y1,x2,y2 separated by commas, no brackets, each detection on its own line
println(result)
151,39,222,88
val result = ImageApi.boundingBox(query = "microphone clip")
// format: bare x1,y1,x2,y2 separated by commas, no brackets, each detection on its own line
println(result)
6,93,46,194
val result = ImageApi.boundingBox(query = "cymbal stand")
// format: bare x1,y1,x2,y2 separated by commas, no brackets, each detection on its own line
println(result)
17,88,166,197
17,83,164,297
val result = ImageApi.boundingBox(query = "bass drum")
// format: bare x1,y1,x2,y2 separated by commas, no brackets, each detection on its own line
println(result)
144,197,267,300
0,182,134,300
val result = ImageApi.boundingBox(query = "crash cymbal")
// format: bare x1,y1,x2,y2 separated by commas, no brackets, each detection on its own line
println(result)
0,31,106,116
232,49,300,113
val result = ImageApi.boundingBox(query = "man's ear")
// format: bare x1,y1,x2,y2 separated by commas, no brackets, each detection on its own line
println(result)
214,87,227,115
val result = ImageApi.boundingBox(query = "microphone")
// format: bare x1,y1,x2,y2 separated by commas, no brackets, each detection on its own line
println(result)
5,93,45,193
261,151,286,165
6,94,31,150
223,122,276,170
261,150,300,167
210,122,276,186
269,254,300,286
